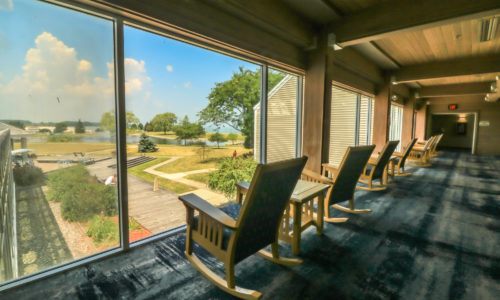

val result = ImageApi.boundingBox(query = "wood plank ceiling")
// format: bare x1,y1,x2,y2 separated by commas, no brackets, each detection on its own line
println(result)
285,0,500,97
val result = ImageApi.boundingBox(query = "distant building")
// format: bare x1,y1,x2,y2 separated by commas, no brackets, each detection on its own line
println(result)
254,75,298,163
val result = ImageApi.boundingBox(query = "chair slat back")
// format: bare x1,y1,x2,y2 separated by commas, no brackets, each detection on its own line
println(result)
329,145,375,205
400,138,418,169
233,156,307,263
372,140,400,178
422,136,436,151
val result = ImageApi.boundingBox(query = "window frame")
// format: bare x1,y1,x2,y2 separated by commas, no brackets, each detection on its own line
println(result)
0,0,305,291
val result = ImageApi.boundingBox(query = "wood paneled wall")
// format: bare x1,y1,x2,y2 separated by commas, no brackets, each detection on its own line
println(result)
414,103,427,141
427,96,500,155
401,94,416,148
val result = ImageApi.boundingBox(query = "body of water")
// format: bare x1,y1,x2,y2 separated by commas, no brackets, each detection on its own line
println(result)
30,134,230,147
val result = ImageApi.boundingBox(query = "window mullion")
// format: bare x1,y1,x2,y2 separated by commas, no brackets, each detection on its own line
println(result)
114,18,129,250
260,65,268,164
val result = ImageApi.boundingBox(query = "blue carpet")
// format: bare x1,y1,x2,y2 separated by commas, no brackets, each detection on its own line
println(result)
2,152,499,299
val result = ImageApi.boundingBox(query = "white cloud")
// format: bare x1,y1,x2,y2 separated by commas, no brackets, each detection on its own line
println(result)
183,81,192,89
0,32,154,123
0,0,13,11
166,65,173,72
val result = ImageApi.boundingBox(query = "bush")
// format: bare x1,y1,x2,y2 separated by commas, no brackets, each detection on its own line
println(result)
208,157,257,197
38,128,52,134
138,134,158,153
86,215,142,245
13,165,46,186
95,127,103,132
46,165,117,222
86,214,118,244
47,134,80,142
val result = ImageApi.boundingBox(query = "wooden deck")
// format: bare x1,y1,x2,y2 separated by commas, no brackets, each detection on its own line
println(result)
127,174,185,234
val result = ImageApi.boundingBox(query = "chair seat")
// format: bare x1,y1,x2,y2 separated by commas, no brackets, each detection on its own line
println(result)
193,203,242,250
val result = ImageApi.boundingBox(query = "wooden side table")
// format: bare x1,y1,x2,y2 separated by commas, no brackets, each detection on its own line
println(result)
236,180,329,255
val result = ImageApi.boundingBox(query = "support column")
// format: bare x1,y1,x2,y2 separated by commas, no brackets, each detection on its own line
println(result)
414,100,427,142
373,79,391,152
21,137,27,149
303,32,328,173
401,92,416,148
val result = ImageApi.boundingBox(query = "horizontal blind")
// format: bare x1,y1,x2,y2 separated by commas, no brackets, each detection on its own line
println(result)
266,75,297,163
358,96,369,145
389,104,403,151
329,86,357,167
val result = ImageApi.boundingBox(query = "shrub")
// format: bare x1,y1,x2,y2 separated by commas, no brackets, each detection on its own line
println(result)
208,157,257,197
38,128,52,134
13,165,46,186
86,215,142,245
47,134,80,142
138,134,158,153
95,127,103,132
86,215,119,245
54,122,68,133
46,165,118,222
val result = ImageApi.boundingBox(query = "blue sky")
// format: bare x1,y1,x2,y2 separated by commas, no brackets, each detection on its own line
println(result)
0,0,259,131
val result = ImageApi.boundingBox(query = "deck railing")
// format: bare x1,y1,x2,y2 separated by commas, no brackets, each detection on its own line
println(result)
0,129,17,281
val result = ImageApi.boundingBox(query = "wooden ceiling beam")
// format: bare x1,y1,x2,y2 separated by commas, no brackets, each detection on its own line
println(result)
330,0,500,47
419,82,493,97
393,55,500,83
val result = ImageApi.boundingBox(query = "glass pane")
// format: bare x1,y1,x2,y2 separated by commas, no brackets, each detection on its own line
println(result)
358,96,374,146
123,26,261,242
389,104,404,151
329,86,357,167
261,68,298,163
0,0,117,283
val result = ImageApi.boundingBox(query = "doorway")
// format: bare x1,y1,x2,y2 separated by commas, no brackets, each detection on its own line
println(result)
429,112,478,154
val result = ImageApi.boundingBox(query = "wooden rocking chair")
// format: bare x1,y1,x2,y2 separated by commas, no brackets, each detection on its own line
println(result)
429,133,444,157
179,157,307,299
321,145,376,221
390,138,418,176
358,140,400,191
408,135,436,167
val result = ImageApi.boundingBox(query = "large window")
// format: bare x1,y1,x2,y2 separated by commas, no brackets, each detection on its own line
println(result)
0,0,118,282
389,104,404,152
328,86,374,167
254,68,302,163
0,0,303,290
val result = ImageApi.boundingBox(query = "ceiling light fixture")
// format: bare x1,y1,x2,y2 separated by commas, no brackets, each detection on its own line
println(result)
390,75,398,85
491,82,497,93
479,17,498,42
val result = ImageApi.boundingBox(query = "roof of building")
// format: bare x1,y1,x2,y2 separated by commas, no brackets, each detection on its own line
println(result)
0,122,34,138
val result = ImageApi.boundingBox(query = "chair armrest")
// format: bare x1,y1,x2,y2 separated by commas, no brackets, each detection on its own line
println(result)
393,152,403,157
302,169,334,184
179,193,237,229
367,158,378,165
236,181,250,193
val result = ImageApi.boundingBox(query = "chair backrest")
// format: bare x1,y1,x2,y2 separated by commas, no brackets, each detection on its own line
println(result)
399,138,418,169
329,145,375,205
422,136,436,151
432,134,444,152
371,140,400,179
232,156,307,263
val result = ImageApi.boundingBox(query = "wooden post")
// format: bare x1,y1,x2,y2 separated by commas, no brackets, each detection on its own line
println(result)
154,177,159,192
373,78,391,152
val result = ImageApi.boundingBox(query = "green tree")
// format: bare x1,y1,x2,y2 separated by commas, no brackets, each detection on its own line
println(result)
6,120,25,130
100,111,115,132
198,67,284,148
174,116,205,145
138,134,158,152
130,123,138,130
209,132,227,149
151,112,177,134
138,123,144,130
226,133,239,145
126,111,140,128
144,122,153,132
100,110,140,132
75,119,86,134
54,122,68,133
208,157,257,197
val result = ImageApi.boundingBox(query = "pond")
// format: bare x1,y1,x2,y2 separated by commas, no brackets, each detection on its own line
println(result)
30,134,228,147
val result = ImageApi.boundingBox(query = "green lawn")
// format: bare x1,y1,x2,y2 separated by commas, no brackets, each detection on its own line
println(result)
128,157,196,194
185,172,214,184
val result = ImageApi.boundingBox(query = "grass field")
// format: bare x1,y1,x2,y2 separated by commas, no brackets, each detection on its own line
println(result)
128,157,195,194
185,172,213,184
155,147,252,173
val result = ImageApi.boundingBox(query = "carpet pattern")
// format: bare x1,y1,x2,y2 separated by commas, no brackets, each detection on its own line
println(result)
2,152,499,299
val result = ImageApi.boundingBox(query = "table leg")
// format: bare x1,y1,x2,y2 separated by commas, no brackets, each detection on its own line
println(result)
292,202,302,255
316,194,324,235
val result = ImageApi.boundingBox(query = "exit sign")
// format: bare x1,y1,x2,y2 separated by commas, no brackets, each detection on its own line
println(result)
448,104,458,110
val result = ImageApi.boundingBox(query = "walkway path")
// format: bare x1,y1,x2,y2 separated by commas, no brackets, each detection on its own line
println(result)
143,157,228,206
